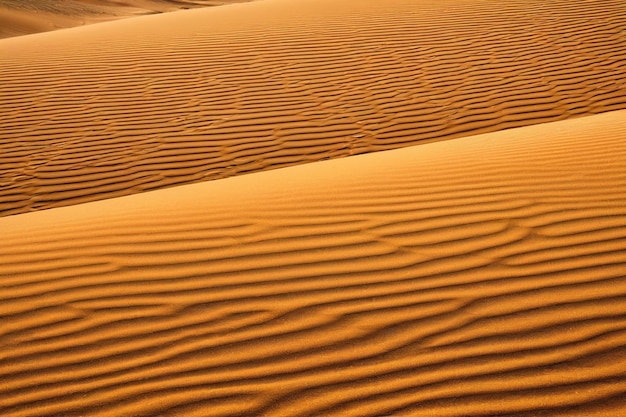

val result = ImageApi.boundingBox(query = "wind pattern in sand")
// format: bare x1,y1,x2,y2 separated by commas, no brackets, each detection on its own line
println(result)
1,111,626,416
2,0,626,415
1,0,626,216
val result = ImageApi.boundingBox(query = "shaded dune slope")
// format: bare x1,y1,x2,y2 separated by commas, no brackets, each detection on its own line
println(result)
1,111,626,416
0,0,250,39
1,0,626,217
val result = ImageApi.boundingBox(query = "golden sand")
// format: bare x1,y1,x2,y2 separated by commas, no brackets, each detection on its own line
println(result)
0,0,250,39
1,0,625,216
2,110,626,416
1,0,626,415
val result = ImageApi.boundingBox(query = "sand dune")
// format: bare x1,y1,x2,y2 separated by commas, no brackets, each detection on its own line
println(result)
2,0,626,217
1,111,626,416
0,0,250,39
2,0,626,415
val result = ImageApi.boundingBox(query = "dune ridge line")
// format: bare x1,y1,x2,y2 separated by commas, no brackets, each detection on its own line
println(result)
1,0,626,216
1,111,626,416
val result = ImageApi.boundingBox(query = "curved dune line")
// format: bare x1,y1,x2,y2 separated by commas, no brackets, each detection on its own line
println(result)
1,111,626,416
2,0,626,216
0,0,252,39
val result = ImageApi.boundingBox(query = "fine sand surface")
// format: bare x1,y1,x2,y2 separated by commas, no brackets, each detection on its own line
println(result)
2,0,626,217
0,0,250,39
2,0,626,415
1,111,626,416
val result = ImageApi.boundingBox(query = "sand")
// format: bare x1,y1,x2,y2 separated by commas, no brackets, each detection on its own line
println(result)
2,110,626,416
0,0,251,39
1,0,626,217
1,0,626,415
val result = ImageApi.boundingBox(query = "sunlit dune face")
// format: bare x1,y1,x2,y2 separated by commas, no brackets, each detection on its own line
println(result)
1,0,625,216
1,0,626,415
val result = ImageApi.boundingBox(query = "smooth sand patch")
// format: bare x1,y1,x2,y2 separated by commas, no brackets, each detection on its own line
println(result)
0,0,251,39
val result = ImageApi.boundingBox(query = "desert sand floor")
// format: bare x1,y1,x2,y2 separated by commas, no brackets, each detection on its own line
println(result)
1,111,626,416
1,0,626,217
0,1,250,39
2,0,626,416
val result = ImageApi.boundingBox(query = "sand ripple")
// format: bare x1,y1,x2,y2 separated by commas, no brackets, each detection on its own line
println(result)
1,111,625,416
1,0,625,216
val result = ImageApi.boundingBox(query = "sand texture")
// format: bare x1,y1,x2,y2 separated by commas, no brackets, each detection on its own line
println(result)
1,110,626,416
2,0,626,415
2,0,626,217
0,0,250,39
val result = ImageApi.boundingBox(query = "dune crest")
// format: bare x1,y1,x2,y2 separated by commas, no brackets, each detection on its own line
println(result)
0,0,251,39
1,111,626,416
1,0,626,217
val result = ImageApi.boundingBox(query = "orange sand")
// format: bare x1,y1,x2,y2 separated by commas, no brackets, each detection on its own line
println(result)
1,0,626,217
2,111,626,416
1,0,626,416
0,0,250,39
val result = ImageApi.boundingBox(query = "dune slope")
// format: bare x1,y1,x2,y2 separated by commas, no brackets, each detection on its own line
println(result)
1,111,626,416
0,0,250,39
1,0,626,217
